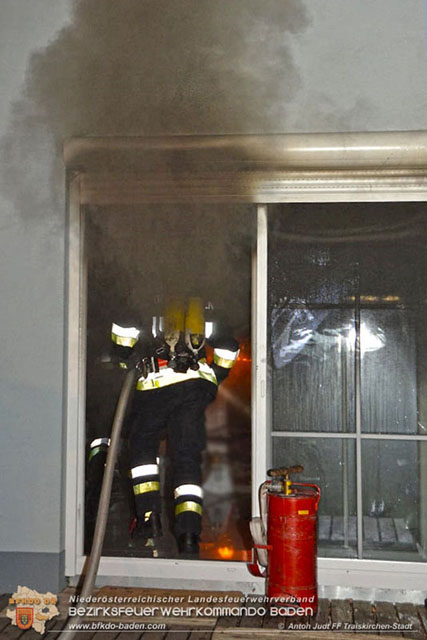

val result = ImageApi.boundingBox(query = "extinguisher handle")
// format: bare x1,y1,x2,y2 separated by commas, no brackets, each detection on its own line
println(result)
267,464,304,478
291,482,321,510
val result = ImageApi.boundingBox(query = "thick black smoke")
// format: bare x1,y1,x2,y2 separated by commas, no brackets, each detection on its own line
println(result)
28,0,308,135
1,0,308,213
1,0,310,345
0,0,309,324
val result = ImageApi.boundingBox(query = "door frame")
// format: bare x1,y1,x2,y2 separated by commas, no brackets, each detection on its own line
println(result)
64,132,427,599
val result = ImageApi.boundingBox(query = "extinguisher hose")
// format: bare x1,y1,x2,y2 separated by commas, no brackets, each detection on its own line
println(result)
58,368,137,640
259,482,269,537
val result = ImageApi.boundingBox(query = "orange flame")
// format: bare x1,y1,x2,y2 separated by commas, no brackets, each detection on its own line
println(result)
217,546,234,560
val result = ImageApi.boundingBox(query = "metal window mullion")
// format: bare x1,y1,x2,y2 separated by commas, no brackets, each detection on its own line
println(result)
251,204,269,516
355,298,364,559
73,200,88,561
64,175,83,576
340,335,350,548
271,431,427,441
360,433,427,441
271,431,357,439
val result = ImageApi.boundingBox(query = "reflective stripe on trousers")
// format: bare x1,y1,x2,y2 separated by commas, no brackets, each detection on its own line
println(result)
174,484,203,518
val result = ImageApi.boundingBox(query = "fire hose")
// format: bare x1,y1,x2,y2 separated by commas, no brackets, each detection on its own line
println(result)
58,367,137,640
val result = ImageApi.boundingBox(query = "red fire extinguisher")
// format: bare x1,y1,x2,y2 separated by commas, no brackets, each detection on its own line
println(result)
248,465,321,615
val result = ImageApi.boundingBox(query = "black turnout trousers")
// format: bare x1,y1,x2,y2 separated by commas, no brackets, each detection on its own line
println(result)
128,378,216,535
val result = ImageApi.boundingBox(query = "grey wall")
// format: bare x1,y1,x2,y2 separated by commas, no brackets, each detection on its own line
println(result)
0,0,427,593
288,0,427,132
0,0,72,592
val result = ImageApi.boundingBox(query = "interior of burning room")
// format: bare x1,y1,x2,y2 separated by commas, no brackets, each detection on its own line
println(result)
84,203,254,561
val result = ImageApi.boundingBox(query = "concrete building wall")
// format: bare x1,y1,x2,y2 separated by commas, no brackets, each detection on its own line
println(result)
0,0,72,592
0,0,426,592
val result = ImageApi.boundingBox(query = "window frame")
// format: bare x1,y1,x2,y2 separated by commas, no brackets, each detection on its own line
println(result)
64,132,427,598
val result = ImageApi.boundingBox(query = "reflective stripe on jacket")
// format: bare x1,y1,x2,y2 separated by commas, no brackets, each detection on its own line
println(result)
136,360,217,391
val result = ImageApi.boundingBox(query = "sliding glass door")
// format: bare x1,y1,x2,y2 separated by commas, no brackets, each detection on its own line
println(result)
267,203,427,562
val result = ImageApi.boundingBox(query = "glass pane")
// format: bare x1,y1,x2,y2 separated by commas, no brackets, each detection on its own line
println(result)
268,203,427,435
268,205,359,307
354,207,427,436
268,205,358,433
361,309,418,434
84,204,253,561
362,440,427,561
272,437,357,558
271,308,355,432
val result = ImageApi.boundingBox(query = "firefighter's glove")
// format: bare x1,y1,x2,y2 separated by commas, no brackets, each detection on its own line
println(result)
134,358,148,378
112,344,134,364
134,356,159,378
134,357,149,378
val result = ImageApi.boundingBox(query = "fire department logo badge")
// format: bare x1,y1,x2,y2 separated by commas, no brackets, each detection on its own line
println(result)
7,586,59,635
16,607,33,630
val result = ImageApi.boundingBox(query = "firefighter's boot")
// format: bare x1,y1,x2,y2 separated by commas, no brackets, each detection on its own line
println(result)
135,512,162,546
177,532,200,558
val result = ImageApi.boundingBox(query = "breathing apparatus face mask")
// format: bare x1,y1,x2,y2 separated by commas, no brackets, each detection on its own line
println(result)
161,299,184,354
187,332,204,351
184,297,206,355
154,297,206,372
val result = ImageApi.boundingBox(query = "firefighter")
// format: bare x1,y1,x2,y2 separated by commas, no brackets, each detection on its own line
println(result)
84,349,136,549
112,298,239,557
